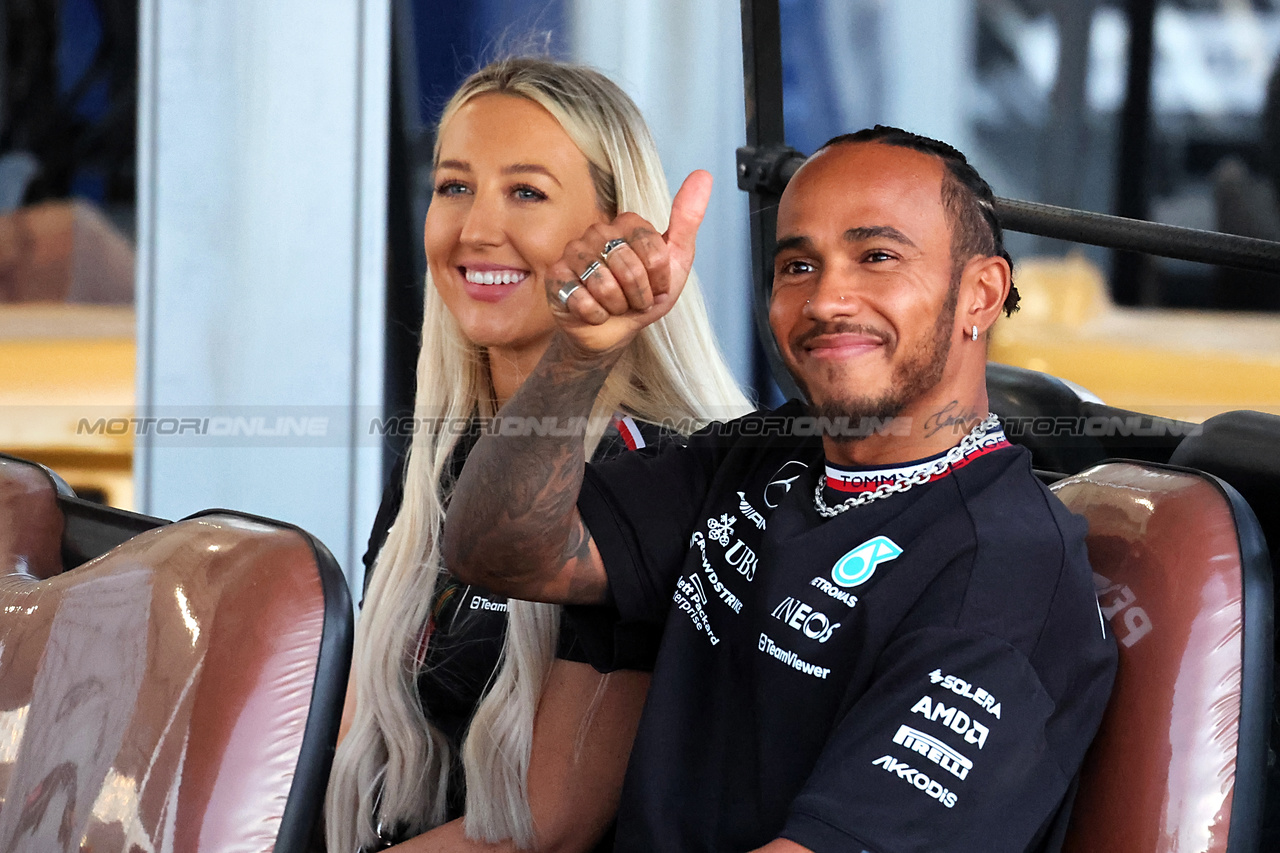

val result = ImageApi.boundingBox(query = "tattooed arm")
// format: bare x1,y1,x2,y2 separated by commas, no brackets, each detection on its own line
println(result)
443,171,713,604
444,333,618,604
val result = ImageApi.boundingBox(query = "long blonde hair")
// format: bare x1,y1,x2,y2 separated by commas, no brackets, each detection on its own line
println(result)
325,57,750,852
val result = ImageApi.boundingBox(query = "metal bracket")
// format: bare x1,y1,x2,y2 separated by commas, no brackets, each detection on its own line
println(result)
736,144,807,197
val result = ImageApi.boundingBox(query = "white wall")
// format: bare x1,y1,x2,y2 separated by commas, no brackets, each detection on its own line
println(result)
881,0,976,158
135,0,389,582
570,0,754,390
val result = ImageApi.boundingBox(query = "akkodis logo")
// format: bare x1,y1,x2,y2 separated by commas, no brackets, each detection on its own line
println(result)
832,536,902,588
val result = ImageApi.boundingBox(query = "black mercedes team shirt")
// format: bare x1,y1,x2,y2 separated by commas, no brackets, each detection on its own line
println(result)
360,414,671,836
571,402,1117,853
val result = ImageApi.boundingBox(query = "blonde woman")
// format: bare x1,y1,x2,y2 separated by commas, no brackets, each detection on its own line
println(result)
325,57,750,853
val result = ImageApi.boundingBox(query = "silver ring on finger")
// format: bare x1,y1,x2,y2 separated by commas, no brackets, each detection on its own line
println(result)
600,238,626,261
556,283,581,306
578,260,602,282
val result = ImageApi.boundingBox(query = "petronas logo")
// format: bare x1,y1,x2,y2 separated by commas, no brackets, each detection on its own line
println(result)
832,536,902,588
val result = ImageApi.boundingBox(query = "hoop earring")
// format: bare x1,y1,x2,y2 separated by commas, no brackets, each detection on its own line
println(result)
971,325,979,341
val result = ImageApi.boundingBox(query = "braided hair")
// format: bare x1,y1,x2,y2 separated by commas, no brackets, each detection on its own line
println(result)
819,126,1020,315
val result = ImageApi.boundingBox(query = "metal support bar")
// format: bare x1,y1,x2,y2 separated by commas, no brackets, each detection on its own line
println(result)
1111,0,1157,304
736,143,804,196
997,198,1280,275
384,6,425,477
736,144,1280,275
740,0,800,400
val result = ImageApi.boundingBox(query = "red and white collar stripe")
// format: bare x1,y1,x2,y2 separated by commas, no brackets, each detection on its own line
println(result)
824,428,1010,493
613,414,646,450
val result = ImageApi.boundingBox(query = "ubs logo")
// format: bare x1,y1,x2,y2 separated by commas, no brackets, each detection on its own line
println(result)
764,460,808,508
725,539,757,581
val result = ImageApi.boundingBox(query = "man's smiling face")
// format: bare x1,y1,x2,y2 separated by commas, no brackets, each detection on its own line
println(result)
769,142,963,431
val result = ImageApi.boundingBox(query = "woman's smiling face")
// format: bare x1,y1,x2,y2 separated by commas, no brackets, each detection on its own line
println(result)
424,93,609,361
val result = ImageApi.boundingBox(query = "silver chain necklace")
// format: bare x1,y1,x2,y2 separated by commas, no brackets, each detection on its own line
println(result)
814,413,1002,518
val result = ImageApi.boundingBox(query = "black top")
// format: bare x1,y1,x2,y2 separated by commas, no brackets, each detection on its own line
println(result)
361,414,679,830
572,402,1118,853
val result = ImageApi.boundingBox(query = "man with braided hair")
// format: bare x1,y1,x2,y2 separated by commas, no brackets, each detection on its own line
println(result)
445,126,1115,853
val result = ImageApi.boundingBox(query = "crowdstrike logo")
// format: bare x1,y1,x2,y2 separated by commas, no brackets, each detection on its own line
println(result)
831,535,902,588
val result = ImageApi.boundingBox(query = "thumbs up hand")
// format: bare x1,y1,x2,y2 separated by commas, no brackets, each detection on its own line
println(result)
546,170,712,357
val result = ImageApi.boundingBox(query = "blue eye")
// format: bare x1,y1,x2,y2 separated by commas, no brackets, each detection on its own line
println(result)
513,185,548,202
434,181,468,197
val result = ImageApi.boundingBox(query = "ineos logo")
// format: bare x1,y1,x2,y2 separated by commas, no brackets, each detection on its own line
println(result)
764,460,809,508
770,596,840,643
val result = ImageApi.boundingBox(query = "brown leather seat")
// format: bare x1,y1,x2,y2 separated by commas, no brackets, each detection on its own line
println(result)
0,451,169,573
0,454,352,851
1169,411,1280,849
1052,462,1272,853
0,455,66,580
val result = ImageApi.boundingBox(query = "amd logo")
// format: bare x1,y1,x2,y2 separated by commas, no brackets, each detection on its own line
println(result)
910,695,989,749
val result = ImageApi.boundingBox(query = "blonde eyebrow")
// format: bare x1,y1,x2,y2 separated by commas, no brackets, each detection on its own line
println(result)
433,160,563,189
502,163,562,187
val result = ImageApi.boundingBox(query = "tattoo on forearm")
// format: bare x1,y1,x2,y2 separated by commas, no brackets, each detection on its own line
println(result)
562,516,593,564
446,333,617,603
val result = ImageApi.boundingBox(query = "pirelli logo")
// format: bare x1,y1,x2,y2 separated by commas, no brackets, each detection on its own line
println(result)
892,725,973,780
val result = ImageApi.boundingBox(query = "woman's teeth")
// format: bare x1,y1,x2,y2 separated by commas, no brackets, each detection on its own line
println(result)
465,269,528,285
